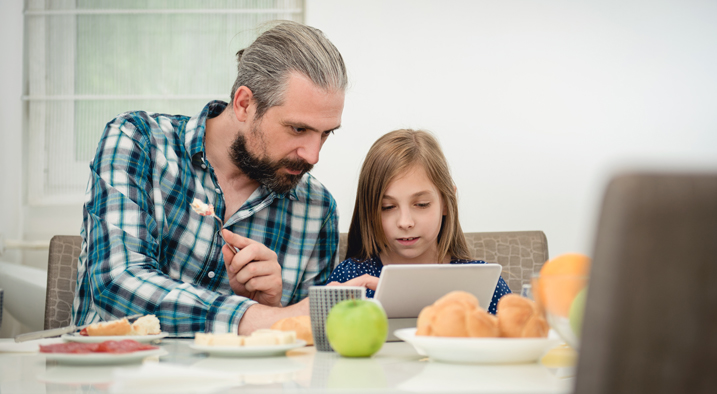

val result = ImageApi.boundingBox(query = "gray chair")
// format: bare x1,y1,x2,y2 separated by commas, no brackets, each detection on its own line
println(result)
338,230,549,293
44,235,82,329
47,230,548,329
575,173,717,394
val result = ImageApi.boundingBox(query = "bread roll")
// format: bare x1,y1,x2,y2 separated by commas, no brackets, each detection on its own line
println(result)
130,315,161,335
416,291,500,338
271,315,314,346
465,308,500,337
497,294,549,338
85,318,132,336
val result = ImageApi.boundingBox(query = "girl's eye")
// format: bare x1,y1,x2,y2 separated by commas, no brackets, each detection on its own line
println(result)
416,202,431,208
381,205,395,211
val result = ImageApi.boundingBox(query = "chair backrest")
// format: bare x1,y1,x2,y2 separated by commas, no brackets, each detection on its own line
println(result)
575,173,717,394
338,230,549,293
44,235,82,329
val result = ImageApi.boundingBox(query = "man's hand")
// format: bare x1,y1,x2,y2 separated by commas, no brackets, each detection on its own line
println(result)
221,229,283,307
327,274,379,291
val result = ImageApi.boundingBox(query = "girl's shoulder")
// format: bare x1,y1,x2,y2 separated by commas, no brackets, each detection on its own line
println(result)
338,256,383,268
330,256,383,282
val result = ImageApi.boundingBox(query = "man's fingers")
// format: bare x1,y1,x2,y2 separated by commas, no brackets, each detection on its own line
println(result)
233,261,280,284
221,229,255,250
243,274,283,295
225,243,277,274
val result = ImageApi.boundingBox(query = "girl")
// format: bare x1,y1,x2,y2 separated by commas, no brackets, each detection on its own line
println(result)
328,129,511,314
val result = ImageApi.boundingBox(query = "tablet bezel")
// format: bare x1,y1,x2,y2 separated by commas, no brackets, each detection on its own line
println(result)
374,263,503,319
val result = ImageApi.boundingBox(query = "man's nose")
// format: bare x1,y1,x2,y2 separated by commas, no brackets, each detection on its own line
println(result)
296,134,323,165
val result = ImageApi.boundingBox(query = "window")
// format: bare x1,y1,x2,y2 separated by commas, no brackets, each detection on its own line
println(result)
24,0,304,205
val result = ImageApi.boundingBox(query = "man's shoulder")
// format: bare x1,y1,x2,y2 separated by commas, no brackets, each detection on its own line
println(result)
293,172,337,208
105,110,188,139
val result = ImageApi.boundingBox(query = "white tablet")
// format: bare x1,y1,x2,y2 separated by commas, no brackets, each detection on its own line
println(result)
374,263,503,319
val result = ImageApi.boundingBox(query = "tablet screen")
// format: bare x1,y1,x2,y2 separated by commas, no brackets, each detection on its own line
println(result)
374,264,502,318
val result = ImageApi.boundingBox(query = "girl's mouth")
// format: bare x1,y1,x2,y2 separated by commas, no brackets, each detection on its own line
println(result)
397,237,419,245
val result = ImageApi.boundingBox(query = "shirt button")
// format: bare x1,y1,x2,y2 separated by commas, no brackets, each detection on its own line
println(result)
201,164,207,169
215,187,221,194
207,271,215,278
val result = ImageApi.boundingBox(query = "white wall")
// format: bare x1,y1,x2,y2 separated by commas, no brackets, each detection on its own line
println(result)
306,0,717,258
0,0,26,338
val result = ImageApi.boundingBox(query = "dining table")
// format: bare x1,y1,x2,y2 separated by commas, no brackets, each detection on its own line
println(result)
0,337,575,394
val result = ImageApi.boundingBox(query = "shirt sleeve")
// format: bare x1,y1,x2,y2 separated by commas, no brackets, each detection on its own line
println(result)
287,195,339,305
76,115,255,335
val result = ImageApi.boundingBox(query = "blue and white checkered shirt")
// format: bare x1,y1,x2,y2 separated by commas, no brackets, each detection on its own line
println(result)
72,101,339,335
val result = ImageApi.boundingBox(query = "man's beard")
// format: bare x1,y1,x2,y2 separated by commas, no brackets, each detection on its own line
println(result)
228,128,313,195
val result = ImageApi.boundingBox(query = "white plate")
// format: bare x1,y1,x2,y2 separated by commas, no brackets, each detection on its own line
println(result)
190,340,307,357
394,328,561,364
61,332,169,343
42,348,168,365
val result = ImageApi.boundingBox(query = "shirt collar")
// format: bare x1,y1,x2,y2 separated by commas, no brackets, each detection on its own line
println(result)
185,100,299,201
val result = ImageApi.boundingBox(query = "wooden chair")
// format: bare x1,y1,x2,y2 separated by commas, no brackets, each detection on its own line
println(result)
44,235,82,329
575,173,717,394
338,230,549,293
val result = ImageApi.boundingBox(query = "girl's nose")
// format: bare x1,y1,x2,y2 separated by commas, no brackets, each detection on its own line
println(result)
397,208,415,229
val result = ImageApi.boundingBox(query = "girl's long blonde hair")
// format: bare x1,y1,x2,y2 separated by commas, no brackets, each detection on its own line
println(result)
346,129,471,262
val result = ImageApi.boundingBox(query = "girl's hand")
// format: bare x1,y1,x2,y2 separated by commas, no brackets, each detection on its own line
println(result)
327,274,379,291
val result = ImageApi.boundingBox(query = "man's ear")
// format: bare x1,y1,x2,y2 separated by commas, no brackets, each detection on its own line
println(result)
232,86,254,122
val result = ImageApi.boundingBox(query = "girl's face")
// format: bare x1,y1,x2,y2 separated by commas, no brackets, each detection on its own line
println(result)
379,165,447,265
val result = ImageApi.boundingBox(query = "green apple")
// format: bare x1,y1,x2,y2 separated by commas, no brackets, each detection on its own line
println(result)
569,287,588,338
326,299,388,357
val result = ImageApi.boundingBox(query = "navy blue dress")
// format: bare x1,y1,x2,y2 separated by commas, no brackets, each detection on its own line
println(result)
327,256,512,314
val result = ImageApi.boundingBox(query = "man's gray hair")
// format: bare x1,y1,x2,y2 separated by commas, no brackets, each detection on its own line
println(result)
230,21,347,119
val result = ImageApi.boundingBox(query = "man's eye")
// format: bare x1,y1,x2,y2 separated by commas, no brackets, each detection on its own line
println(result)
292,126,306,133
323,129,335,137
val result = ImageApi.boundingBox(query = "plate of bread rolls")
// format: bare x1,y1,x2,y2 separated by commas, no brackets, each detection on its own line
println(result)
394,292,561,364
62,315,167,343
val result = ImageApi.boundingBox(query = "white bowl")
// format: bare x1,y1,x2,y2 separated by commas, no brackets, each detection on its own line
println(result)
394,328,561,364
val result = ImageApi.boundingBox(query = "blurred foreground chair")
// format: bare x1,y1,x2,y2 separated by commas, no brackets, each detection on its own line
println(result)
338,230,549,293
575,173,717,394
44,235,82,329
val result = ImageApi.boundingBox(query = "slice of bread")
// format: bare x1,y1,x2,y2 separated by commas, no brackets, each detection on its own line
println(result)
84,318,132,336
130,315,161,335
270,315,314,345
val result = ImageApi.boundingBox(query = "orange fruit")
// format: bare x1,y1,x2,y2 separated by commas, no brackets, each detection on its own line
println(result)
537,253,590,317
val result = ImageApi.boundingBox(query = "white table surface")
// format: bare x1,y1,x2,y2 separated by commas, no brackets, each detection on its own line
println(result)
0,338,575,394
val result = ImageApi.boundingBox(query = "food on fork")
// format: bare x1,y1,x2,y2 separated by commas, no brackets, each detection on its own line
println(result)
271,315,314,345
80,315,162,336
190,198,215,217
194,329,297,347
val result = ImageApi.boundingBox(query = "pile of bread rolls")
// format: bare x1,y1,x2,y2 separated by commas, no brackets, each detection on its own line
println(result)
416,291,548,338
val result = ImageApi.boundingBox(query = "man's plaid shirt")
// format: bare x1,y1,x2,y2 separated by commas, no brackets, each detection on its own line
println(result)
72,101,339,335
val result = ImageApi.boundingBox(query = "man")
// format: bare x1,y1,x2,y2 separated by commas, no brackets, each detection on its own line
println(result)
72,21,347,336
